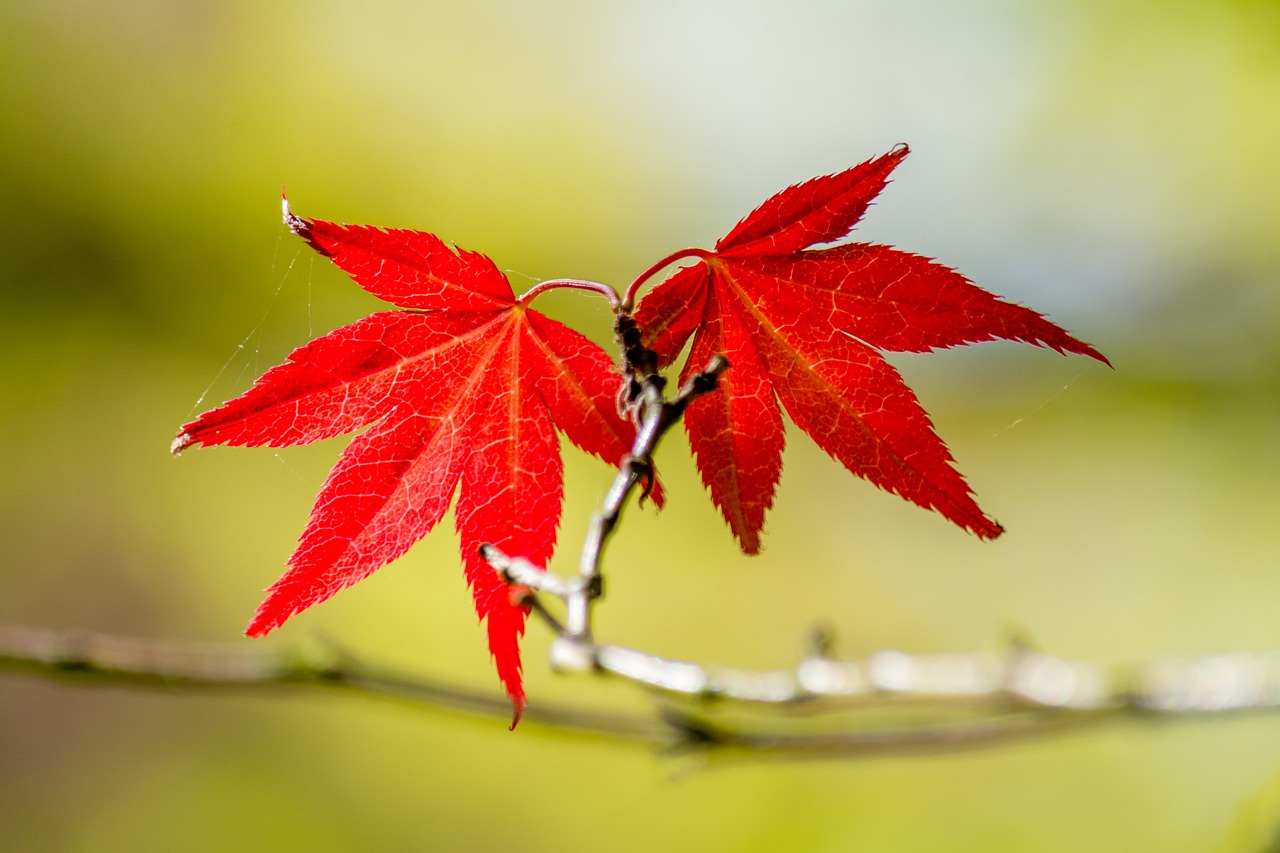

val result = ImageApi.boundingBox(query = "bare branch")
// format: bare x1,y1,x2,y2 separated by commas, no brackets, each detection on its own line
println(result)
479,341,730,648
0,624,662,744
7,623,1280,760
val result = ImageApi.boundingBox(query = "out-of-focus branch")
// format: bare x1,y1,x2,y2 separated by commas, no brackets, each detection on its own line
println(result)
0,624,663,744
7,623,1280,759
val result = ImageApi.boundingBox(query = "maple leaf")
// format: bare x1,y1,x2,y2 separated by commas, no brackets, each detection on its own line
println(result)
173,204,643,725
633,144,1109,553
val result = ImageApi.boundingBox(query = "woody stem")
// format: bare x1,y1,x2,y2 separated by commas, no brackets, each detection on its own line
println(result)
552,352,728,669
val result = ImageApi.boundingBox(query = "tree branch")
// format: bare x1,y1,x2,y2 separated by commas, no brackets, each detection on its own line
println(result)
483,319,730,660
7,623,1280,760
0,624,663,745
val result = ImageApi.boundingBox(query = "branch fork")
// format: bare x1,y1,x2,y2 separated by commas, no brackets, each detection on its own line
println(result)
481,328,729,673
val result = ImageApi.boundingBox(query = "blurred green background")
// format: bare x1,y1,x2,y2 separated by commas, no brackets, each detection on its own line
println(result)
2,1,1279,850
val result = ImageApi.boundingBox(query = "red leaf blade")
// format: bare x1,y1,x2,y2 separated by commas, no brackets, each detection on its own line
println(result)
636,147,1104,550
632,263,711,371
716,145,908,257
679,283,785,554
246,405,478,636
454,325,564,723
754,311,1003,539
174,311,497,452
747,245,1111,363
180,214,640,719
286,205,515,312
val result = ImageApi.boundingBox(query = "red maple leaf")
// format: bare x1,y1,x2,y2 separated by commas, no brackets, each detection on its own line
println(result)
633,145,1109,553
173,204,643,725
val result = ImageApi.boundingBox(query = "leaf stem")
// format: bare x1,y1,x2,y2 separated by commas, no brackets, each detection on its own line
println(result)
518,278,621,311
620,248,713,312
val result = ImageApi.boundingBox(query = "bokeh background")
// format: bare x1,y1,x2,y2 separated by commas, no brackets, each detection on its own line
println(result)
2,1,1279,850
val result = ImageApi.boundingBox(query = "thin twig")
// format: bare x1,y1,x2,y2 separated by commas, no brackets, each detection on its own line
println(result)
482,345,729,666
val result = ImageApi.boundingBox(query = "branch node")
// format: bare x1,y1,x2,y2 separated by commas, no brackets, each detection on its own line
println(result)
624,455,657,506
807,623,838,659
613,312,659,388
549,637,598,673
508,584,535,609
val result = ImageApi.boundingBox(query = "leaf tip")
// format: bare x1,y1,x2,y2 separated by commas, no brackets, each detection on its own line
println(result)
245,596,287,638
736,528,763,555
509,695,527,731
281,193,309,239
1053,337,1112,369
170,432,192,457
243,615,274,639
977,517,1005,540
